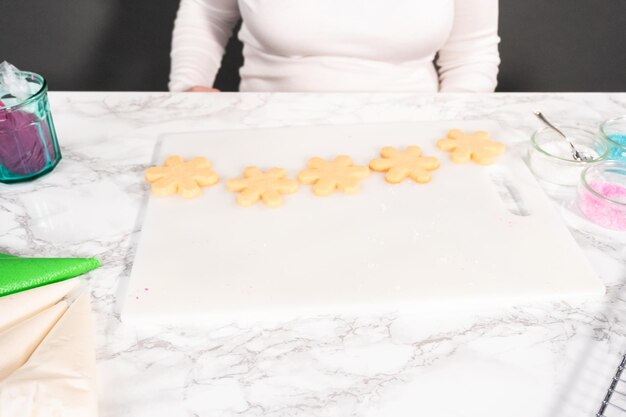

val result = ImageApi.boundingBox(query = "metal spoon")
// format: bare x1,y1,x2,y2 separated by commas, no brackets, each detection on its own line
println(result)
533,111,592,161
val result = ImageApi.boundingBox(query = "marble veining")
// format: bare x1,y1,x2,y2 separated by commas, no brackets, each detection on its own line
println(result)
1,92,625,417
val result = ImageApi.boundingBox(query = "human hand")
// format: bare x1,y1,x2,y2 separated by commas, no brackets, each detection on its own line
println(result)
186,86,220,92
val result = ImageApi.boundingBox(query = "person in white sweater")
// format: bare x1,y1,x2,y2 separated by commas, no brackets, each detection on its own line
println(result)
169,0,500,93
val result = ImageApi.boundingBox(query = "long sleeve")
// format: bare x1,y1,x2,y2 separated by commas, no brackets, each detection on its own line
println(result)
169,0,240,92
436,0,501,92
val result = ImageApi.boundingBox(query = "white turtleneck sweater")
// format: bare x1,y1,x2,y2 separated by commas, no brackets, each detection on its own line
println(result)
169,0,500,92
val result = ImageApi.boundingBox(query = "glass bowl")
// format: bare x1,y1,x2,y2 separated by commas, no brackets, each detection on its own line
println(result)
600,115,626,161
577,161,626,231
528,126,609,186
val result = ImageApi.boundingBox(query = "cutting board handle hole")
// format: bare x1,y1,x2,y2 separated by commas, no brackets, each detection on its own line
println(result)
489,173,531,217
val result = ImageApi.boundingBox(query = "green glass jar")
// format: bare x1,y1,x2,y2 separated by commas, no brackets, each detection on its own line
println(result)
0,72,61,183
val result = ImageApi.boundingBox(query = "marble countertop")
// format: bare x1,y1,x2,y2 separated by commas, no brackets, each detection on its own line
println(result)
1,92,625,417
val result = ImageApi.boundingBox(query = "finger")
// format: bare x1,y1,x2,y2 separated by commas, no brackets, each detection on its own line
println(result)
187,86,220,92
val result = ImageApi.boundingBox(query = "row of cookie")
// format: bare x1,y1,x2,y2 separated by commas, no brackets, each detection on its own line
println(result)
144,129,506,207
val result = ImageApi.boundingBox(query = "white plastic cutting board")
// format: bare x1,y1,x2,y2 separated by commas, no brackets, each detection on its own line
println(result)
123,121,604,324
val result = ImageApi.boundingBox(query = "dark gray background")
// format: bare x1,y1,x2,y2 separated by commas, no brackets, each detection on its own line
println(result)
1,0,625,92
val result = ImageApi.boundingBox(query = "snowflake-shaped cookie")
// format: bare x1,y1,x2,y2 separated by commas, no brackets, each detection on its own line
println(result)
436,129,506,165
144,155,219,198
227,167,299,207
298,155,370,196
369,146,440,184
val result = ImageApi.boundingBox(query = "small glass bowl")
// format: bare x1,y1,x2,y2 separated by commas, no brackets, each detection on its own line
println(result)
600,115,626,162
528,126,609,186
577,161,626,231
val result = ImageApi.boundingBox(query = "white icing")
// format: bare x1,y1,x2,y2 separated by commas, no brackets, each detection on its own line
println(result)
0,279,79,332
0,294,97,417
0,301,67,380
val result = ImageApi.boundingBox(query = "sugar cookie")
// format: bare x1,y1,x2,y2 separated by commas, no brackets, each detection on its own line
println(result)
227,167,299,207
145,155,219,198
436,129,506,165
298,155,370,196
369,146,440,184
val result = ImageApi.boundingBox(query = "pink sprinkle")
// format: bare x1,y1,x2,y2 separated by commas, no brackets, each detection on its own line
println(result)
135,296,139,300
579,181,626,231
144,288,149,291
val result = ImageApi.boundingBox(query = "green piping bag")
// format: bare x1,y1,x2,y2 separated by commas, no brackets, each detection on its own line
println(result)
0,253,100,297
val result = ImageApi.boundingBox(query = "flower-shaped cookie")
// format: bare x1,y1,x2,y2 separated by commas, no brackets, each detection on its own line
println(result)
369,146,440,184
298,155,370,196
436,129,506,165
145,155,219,198
227,167,299,207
